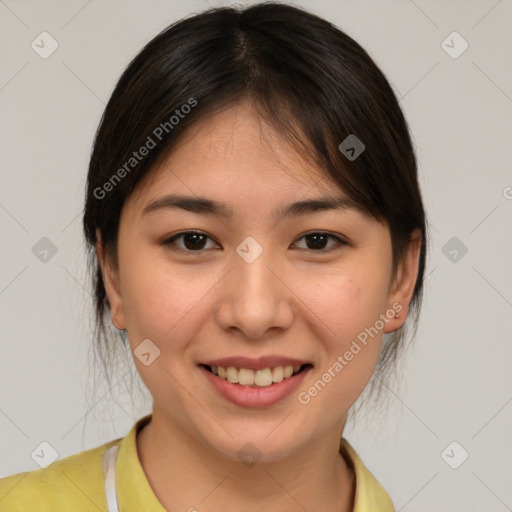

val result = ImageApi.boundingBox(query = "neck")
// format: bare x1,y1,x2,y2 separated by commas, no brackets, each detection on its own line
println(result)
136,410,355,512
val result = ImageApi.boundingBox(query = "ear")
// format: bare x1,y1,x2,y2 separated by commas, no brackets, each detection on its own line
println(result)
96,229,126,330
383,229,422,333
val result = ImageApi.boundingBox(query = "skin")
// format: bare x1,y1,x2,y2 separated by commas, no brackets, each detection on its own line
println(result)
97,100,421,512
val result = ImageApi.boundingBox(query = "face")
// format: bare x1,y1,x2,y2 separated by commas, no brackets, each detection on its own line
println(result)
98,100,420,462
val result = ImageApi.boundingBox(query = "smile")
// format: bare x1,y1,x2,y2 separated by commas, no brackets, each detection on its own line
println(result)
198,358,313,408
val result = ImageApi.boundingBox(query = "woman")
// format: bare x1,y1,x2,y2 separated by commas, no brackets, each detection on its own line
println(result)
0,2,426,510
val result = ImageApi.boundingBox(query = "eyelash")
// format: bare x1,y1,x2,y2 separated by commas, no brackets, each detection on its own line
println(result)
162,230,348,254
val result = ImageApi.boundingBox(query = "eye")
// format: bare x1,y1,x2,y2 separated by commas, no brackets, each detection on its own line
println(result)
163,230,347,253
163,231,218,252
292,232,347,252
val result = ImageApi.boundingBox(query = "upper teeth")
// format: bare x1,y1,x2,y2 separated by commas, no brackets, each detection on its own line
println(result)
211,365,302,387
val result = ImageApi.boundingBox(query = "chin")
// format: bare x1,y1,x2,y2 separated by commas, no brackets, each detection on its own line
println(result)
193,418,309,465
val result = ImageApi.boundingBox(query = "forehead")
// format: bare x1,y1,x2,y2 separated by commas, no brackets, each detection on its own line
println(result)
128,101,345,213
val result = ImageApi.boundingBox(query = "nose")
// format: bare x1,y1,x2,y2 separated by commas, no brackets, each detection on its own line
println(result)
215,241,294,340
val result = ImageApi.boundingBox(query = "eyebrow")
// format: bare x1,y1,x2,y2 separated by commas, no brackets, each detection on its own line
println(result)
142,193,360,220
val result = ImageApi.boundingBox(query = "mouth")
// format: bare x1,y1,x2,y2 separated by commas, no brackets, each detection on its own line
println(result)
199,363,313,388
198,360,313,408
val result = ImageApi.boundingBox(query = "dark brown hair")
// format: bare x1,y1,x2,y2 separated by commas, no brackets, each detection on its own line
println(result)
83,1,427,417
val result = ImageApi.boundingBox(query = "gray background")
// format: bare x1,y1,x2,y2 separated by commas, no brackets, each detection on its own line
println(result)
1,0,511,510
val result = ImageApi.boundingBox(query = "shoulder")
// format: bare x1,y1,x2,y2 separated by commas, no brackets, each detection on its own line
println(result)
0,437,120,512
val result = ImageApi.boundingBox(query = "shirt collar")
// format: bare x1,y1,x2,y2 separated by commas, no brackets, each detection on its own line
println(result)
116,414,165,511
339,437,395,511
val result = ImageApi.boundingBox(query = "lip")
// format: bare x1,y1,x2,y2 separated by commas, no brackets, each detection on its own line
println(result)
201,356,310,370
199,364,312,408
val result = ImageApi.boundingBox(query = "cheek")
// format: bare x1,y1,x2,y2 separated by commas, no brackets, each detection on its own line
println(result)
119,248,215,345
117,249,214,397
299,261,390,343
297,260,391,396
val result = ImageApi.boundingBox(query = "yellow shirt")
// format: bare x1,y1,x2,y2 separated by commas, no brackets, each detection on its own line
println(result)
0,414,394,511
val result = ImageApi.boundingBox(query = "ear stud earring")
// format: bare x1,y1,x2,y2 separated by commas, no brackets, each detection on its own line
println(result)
394,312,400,319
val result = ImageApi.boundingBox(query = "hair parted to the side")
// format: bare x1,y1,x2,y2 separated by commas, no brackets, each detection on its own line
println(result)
82,1,428,426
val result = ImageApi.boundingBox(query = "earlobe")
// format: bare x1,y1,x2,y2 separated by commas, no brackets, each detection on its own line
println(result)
95,230,126,330
384,229,422,333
